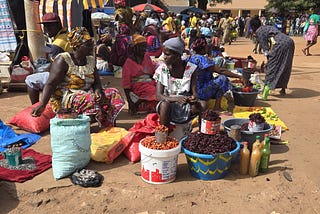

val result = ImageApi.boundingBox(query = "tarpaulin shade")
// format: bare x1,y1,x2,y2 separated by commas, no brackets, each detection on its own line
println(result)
83,0,107,10
132,3,164,12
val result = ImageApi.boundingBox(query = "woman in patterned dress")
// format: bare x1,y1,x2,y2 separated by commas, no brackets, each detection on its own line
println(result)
31,27,125,128
302,11,319,56
189,37,242,111
250,19,295,95
153,37,203,128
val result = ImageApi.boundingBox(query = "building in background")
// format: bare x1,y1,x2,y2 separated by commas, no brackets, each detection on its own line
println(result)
207,0,268,17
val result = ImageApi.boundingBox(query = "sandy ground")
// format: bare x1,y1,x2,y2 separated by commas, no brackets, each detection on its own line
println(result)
0,36,320,214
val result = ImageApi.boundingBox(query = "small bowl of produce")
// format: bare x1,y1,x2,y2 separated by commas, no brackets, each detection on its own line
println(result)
248,113,266,132
269,125,282,140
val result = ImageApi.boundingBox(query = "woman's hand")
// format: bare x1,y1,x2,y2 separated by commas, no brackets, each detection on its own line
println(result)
95,89,108,105
188,95,198,104
172,95,189,104
31,103,45,117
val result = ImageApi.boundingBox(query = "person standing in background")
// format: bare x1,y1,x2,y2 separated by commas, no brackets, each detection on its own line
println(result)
250,17,295,95
244,14,252,38
302,9,320,56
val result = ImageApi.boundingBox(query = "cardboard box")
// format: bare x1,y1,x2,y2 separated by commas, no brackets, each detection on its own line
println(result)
0,62,11,84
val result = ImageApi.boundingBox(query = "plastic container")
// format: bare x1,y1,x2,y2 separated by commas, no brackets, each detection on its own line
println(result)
226,62,235,70
242,69,254,86
4,148,23,166
200,118,221,135
169,120,192,141
180,137,240,180
232,88,260,106
248,121,266,132
138,139,181,184
222,118,273,149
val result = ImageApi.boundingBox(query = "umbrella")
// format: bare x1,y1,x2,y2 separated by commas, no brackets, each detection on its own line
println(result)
132,3,164,12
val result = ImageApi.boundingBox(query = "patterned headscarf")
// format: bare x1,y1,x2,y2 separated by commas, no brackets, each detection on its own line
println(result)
67,27,91,48
132,34,146,46
119,23,130,35
114,0,126,7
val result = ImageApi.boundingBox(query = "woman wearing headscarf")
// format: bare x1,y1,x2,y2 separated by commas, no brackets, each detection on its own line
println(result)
142,24,162,57
189,37,241,111
122,34,157,115
250,17,295,95
31,27,125,127
109,23,132,66
96,33,113,73
153,37,203,128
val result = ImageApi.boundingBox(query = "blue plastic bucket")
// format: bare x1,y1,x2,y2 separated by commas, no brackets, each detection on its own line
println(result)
180,137,240,180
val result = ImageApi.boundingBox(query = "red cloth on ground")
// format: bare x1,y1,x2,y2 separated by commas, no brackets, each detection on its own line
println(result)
0,149,52,182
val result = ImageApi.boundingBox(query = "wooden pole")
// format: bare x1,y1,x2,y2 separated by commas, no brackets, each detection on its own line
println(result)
24,0,46,61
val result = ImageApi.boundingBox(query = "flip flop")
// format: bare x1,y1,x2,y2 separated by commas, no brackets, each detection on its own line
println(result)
302,49,307,56
219,111,233,116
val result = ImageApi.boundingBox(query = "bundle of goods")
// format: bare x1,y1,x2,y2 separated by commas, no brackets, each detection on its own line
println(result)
181,131,240,180
139,125,181,184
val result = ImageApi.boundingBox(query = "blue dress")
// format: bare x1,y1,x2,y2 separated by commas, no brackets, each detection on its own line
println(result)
188,54,232,100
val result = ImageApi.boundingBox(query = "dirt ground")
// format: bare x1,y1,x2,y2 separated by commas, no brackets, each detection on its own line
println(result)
0,36,320,214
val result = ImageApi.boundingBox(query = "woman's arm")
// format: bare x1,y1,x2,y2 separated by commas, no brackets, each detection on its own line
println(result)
31,56,68,116
207,64,242,79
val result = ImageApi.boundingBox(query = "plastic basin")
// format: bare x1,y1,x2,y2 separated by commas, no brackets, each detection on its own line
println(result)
180,136,240,180
222,118,273,148
232,88,259,106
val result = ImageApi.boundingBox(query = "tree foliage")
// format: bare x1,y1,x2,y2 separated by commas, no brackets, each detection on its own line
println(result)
266,0,320,15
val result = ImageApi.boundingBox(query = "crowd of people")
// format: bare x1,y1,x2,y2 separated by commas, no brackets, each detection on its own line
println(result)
26,0,319,132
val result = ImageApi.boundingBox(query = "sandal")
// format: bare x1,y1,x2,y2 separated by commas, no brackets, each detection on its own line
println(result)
302,49,307,56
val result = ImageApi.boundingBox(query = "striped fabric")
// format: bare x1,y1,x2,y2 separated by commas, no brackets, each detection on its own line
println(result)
83,0,105,10
39,0,72,31
39,0,109,31
0,0,17,51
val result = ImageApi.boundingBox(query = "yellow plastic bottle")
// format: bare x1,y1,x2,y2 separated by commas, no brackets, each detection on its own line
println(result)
239,142,250,175
249,143,261,177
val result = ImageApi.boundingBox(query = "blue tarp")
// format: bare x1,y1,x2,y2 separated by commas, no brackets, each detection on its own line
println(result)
0,120,41,152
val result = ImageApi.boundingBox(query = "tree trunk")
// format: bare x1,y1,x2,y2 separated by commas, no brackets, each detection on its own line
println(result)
24,0,45,61
197,0,207,11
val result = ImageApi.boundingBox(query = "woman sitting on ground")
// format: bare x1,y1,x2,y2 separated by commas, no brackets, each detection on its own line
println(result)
188,37,242,112
122,34,157,115
142,24,162,58
31,27,125,127
96,33,114,74
153,37,203,129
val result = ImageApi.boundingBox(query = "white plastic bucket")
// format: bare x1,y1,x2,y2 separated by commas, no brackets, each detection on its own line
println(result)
138,141,181,184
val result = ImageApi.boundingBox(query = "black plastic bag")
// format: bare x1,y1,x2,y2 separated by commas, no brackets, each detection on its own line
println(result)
70,169,104,187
